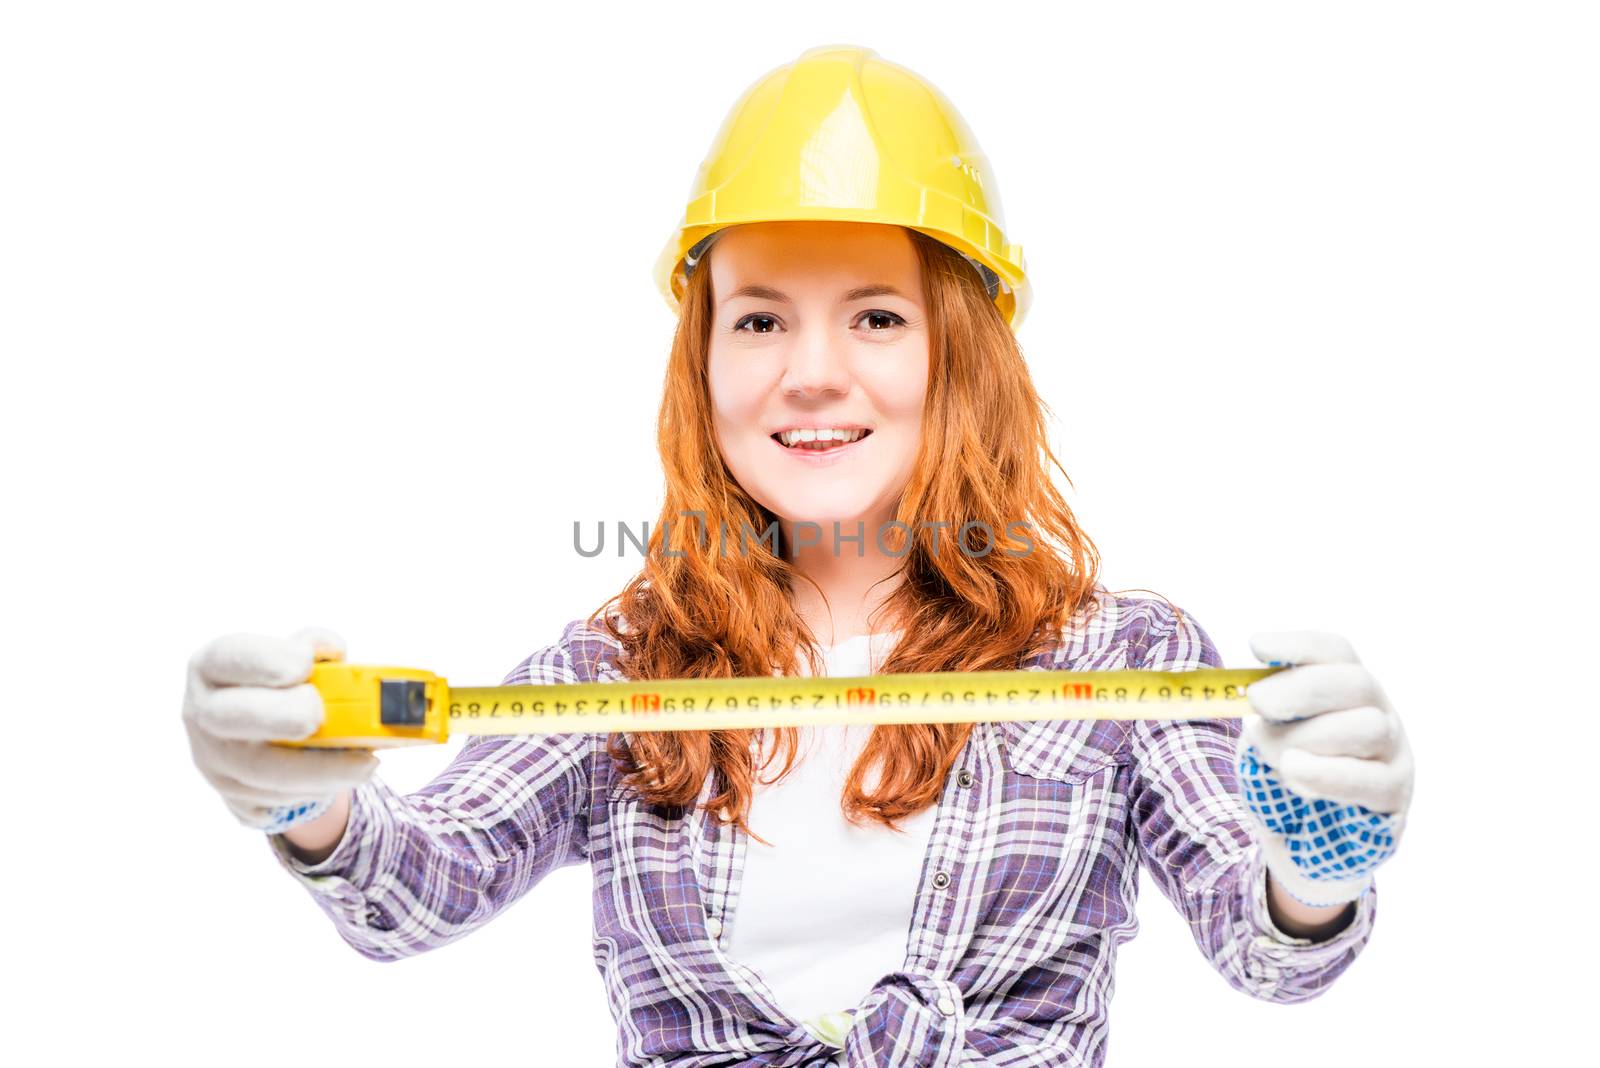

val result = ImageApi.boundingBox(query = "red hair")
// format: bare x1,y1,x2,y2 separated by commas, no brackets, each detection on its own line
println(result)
589,229,1100,839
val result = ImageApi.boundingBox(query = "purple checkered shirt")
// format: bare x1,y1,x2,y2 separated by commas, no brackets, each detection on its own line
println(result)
269,589,1377,1066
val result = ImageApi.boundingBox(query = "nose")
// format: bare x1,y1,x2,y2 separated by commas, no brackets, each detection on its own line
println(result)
779,325,851,399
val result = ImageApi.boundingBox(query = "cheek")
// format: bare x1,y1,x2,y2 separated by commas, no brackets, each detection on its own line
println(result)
706,350,744,419
863,349,930,428
706,347,773,443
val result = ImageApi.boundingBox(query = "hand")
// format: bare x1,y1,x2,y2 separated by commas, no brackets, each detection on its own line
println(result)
183,627,378,834
1237,632,1414,908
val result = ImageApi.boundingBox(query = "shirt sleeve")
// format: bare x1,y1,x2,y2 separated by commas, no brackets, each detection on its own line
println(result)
264,639,597,962
1125,603,1378,1003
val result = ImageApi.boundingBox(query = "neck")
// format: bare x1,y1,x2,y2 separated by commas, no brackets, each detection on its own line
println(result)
780,513,906,645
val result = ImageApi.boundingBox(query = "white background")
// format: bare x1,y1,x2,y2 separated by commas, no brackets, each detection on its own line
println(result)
4,2,1594,1064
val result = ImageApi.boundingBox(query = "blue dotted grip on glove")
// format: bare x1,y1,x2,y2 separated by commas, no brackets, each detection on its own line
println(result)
1238,744,1399,884
260,798,332,836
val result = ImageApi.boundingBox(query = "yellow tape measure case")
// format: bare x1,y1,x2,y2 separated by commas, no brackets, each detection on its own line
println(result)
278,662,452,749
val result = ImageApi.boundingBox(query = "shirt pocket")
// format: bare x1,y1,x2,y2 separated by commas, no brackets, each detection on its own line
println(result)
981,718,1135,946
998,718,1128,783
596,778,708,951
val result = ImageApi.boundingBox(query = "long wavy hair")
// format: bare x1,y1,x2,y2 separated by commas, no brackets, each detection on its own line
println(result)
590,228,1101,839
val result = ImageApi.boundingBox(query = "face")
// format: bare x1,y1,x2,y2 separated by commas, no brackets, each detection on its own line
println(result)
706,221,930,541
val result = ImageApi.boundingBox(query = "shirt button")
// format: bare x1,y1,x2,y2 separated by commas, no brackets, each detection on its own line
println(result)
957,769,975,788
706,916,723,939
932,871,951,890
937,995,956,1015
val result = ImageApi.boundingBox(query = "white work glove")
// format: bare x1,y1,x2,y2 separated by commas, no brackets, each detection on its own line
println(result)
1237,632,1415,908
183,627,378,834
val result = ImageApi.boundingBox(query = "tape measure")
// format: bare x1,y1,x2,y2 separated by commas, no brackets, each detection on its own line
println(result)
277,662,1281,749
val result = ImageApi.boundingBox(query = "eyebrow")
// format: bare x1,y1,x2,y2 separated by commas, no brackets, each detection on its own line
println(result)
722,283,912,305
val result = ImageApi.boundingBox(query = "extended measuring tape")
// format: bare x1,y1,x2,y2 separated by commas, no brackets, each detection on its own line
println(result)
277,662,1282,749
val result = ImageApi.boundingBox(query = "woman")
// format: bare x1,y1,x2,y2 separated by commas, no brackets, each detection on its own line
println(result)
182,45,1414,1066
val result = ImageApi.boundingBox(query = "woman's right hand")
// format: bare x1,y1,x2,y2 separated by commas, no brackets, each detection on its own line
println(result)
183,627,378,835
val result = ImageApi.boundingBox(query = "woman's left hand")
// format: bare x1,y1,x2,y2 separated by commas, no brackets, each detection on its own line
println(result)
1237,632,1415,908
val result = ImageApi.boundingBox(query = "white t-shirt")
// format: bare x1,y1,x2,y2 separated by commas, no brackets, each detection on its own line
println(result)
724,630,936,1050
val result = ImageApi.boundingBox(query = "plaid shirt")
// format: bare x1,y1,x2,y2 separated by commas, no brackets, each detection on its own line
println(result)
269,589,1377,1066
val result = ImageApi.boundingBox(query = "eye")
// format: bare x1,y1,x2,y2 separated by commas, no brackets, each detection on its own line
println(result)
857,310,906,331
733,314,781,334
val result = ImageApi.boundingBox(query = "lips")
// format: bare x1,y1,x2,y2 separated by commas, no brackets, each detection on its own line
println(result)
771,428,873,451
769,429,873,462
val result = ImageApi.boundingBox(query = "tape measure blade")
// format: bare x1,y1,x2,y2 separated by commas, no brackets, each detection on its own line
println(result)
441,667,1273,736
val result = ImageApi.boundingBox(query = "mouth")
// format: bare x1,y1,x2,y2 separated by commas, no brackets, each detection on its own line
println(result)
770,427,873,453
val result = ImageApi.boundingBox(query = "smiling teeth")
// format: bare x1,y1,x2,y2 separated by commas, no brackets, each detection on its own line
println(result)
779,428,865,447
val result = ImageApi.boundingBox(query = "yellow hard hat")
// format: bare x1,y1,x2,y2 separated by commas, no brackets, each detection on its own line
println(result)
654,44,1031,330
